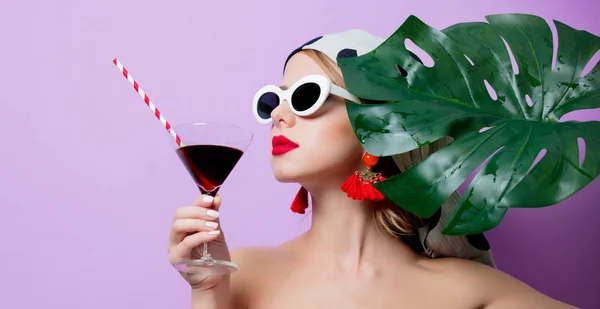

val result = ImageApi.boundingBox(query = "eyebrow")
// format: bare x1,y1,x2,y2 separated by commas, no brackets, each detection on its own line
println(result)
279,85,289,90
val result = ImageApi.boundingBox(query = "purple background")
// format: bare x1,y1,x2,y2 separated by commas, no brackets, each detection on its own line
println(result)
1,0,598,308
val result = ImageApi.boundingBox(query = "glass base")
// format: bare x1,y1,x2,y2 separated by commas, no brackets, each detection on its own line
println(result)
174,256,239,275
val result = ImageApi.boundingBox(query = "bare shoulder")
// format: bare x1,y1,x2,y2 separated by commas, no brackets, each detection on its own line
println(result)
421,257,579,309
230,242,297,276
228,246,286,306
231,245,278,265
230,246,278,282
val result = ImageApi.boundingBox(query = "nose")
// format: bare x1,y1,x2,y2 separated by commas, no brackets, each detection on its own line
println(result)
271,100,296,128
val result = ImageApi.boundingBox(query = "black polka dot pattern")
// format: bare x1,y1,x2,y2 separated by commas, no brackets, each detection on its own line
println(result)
283,36,324,72
337,48,358,59
303,36,323,47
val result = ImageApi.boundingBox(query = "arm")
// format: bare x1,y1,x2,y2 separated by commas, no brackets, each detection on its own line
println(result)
192,282,231,309
436,258,579,309
191,247,261,309
483,271,579,309
456,259,579,309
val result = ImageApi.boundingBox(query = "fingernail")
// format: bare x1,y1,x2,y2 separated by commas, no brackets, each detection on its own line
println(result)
205,222,219,229
202,196,214,203
208,230,220,236
206,210,220,218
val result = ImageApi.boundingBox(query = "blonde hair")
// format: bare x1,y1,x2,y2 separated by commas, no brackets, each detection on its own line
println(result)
301,49,424,237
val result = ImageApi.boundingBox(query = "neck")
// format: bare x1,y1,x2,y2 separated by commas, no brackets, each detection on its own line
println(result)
299,181,418,275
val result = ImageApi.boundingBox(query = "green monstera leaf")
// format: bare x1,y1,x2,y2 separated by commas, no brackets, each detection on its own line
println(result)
337,13,600,235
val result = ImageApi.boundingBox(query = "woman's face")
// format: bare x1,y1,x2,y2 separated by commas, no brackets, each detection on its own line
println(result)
268,52,363,187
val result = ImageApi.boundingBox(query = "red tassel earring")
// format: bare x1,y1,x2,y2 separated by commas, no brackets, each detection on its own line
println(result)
341,152,386,201
290,186,309,214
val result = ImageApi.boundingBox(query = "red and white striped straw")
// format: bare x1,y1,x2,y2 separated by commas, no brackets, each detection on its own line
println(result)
112,58,184,147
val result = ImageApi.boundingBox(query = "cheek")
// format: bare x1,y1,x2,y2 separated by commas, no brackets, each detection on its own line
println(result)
303,107,362,167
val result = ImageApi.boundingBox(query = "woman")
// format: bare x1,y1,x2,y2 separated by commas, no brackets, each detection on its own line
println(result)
167,29,577,308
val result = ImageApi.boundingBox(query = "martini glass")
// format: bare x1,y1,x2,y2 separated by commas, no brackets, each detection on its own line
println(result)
170,122,253,275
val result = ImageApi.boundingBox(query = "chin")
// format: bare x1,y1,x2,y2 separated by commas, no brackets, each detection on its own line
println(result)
270,160,320,184
268,149,355,185
271,163,343,188
270,164,303,183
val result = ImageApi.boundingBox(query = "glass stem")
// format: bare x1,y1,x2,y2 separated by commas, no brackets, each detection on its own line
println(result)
202,242,211,259
199,190,216,261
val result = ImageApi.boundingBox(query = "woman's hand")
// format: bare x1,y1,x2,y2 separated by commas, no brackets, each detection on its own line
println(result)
168,194,232,290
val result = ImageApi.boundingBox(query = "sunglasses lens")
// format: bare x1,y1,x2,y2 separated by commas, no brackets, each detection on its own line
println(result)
291,82,321,112
257,92,279,120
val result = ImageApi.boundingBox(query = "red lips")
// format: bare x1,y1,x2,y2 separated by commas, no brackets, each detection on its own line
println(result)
272,135,299,155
